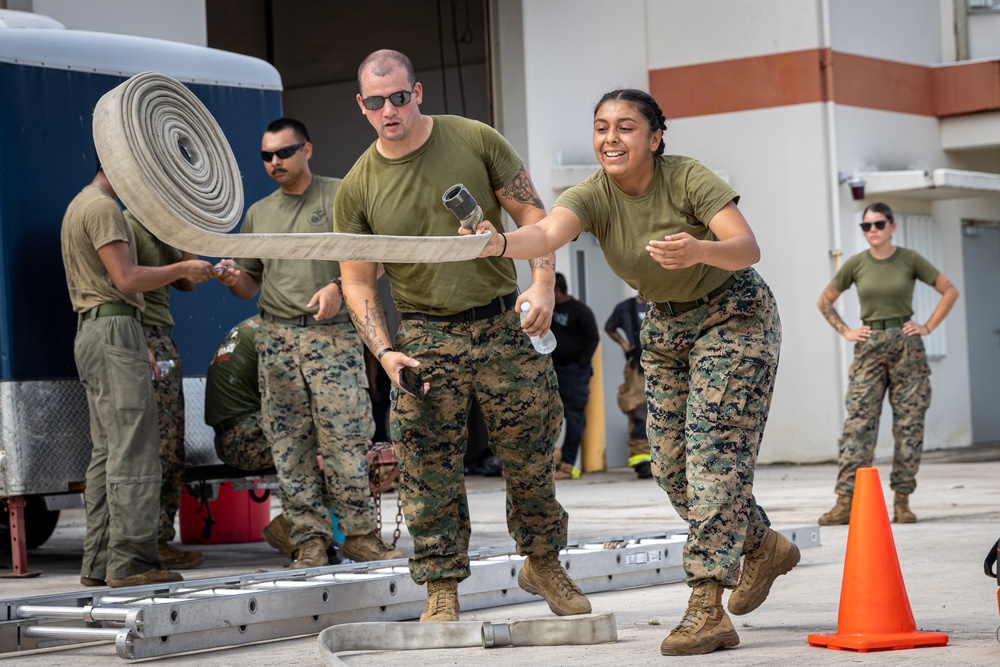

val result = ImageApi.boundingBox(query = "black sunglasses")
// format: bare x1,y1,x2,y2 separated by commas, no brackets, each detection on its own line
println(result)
361,88,415,111
261,143,304,162
859,219,889,232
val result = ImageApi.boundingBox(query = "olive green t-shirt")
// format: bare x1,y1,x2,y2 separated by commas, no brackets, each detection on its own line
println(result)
334,115,520,315
60,184,144,313
204,316,261,426
237,176,345,320
125,210,182,329
832,247,939,322
554,155,738,303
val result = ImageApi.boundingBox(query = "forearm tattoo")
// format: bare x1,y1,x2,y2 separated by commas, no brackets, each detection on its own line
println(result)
819,285,849,334
500,165,544,210
529,254,554,273
346,294,392,354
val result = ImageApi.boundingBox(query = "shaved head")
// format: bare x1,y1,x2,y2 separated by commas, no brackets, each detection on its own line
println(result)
358,49,415,91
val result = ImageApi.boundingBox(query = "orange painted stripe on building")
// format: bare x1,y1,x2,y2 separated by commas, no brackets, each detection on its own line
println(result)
933,60,1000,116
649,50,1000,119
648,49,825,119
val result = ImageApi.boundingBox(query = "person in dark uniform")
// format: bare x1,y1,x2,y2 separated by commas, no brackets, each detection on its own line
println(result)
605,294,653,478
549,273,599,479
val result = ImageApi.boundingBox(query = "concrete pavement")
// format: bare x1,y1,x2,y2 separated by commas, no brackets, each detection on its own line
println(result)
2,449,999,666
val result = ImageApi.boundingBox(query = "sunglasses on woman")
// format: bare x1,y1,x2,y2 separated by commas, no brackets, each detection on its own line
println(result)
361,88,415,111
859,219,889,232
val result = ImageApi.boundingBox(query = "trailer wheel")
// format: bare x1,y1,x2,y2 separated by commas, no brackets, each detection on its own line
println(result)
0,495,61,551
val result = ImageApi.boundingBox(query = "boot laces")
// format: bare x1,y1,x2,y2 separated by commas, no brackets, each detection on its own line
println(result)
538,555,584,597
426,582,457,616
672,588,713,633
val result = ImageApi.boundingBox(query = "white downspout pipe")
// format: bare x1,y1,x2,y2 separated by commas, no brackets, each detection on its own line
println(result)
819,0,850,418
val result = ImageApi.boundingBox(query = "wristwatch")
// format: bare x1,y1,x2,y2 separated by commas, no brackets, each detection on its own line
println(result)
330,277,342,291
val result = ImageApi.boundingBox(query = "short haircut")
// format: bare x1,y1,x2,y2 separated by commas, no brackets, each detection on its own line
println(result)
265,117,310,144
555,272,568,293
357,49,416,91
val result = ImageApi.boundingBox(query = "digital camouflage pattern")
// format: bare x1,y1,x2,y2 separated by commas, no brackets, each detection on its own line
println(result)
213,412,272,472
643,268,780,587
835,329,931,497
145,327,185,544
257,321,376,547
391,308,566,585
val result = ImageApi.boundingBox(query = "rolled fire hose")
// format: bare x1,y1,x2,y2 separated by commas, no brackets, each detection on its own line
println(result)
317,613,618,666
92,72,490,263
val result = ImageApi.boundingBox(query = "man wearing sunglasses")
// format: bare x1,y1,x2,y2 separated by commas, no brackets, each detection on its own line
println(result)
335,49,590,623
816,202,958,526
216,118,404,568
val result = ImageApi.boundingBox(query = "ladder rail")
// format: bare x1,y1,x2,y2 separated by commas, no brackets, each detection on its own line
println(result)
0,527,821,660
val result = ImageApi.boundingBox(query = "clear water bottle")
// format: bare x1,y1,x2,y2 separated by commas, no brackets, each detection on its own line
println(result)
153,359,176,379
520,303,557,354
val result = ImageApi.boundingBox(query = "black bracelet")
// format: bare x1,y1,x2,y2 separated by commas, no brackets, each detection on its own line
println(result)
377,347,393,361
330,277,342,290
499,232,508,257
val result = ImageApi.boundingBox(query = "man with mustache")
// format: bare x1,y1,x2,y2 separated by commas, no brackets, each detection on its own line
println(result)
216,118,403,568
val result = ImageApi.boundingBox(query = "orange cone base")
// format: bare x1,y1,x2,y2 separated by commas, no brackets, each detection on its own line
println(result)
807,630,948,652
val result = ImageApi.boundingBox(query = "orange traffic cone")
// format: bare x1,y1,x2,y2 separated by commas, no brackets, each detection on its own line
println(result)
808,467,948,652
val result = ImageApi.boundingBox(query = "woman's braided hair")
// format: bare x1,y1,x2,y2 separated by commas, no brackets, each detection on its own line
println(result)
594,89,667,156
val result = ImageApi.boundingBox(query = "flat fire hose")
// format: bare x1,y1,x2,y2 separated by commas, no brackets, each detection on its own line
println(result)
317,613,617,666
92,72,490,263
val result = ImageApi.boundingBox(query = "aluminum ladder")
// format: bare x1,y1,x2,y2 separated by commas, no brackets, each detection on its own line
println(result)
0,526,819,660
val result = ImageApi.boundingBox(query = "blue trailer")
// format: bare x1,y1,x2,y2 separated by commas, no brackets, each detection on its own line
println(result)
0,18,281,572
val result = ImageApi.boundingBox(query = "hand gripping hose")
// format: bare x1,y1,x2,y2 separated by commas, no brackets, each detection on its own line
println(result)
317,613,617,666
92,72,489,263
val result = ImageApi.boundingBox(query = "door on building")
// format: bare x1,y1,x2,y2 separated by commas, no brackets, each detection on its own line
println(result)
963,222,1000,444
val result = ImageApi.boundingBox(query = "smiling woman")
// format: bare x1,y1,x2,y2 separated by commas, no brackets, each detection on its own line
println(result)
462,87,795,657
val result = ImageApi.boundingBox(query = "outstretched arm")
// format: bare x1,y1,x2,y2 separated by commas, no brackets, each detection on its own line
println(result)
98,241,217,293
494,163,557,336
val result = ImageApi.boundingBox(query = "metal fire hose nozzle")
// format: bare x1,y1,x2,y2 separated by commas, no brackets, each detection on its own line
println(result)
442,183,483,230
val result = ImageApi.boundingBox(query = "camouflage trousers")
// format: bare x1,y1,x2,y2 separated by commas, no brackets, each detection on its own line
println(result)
213,412,272,471
257,321,375,547
393,308,566,585
145,327,185,544
835,329,931,497
643,268,780,587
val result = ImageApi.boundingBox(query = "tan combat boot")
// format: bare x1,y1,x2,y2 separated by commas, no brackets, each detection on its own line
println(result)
818,494,852,525
517,553,592,615
158,541,204,570
728,529,800,615
261,514,295,559
107,568,183,588
288,537,330,569
661,580,740,656
893,492,917,523
420,579,460,622
341,531,406,562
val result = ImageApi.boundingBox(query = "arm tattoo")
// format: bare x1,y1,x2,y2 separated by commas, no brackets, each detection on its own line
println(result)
819,285,849,334
346,294,391,355
529,255,554,272
500,165,544,211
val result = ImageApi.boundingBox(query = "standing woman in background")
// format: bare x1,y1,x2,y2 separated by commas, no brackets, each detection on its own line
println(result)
462,88,798,657
817,202,958,525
